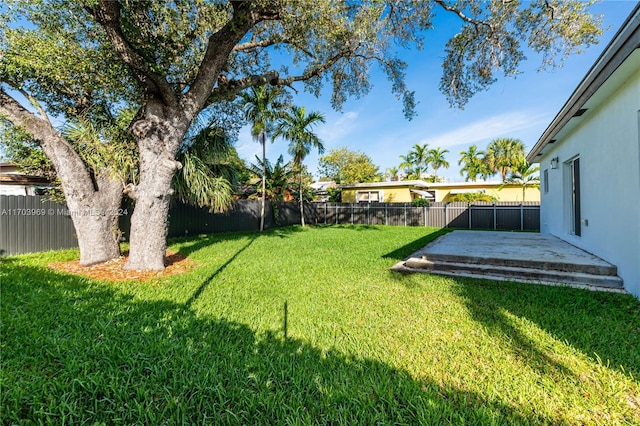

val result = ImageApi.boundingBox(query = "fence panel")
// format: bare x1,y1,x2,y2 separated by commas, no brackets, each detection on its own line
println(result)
470,202,495,230
384,205,404,226
426,204,446,228
121,200,263,239
1,195,540,256
495,203,520,230
1,195,78,256
369,205,385,225
406,207,423,226
446,202,469,228
522,203,540,231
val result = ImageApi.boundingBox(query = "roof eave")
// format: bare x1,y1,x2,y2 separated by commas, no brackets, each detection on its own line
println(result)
527,4,640,163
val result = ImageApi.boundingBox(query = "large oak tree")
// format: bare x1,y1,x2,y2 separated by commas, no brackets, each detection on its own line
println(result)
0,0,601,270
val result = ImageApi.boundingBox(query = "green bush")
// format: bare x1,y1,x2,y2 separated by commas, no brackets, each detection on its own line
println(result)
412,198,430,207
327,187,342,202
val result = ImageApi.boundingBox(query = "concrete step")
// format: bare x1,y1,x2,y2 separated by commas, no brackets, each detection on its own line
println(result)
404,258,624,289
420,253,618,277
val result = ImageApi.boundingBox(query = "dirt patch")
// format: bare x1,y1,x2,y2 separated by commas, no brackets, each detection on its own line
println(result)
48,251,195,282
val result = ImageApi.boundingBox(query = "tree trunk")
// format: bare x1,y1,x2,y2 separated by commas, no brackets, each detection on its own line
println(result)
67,174,124,265
300,170,305,227
0,90,124,266
260,132,266,232
125,185,172,271
124,119,184,271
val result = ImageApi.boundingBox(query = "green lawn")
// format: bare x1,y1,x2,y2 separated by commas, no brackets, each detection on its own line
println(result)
2,225,639,425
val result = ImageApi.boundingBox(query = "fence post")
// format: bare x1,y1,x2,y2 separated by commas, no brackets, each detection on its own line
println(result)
493,203,497,230
385,204,388,226
520,203,524,231
423,206,427,227
367,203,370,225
351,204,354,225
325,203,327,224
468,204,472,229
445,203,448,228
404,204,407,227
335,203,338,225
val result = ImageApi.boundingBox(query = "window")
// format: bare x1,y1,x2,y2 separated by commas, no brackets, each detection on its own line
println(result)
356,190,381,203
543,169,549,193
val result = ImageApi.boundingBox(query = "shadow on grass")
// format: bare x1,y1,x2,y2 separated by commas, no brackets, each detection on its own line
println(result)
391,268,640,380
172,226,306,258
382,228,452,261
184,236,257,309
3,264,554,425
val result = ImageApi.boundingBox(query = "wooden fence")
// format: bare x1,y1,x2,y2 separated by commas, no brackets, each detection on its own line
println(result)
0,195,539,256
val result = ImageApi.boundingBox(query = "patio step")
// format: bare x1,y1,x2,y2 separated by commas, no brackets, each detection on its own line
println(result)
403,257,624,289
420,253,618,277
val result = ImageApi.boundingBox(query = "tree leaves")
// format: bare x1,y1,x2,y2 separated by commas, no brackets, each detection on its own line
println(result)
318,147,381,184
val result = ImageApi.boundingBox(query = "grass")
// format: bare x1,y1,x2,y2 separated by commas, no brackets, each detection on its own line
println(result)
2,225,639,425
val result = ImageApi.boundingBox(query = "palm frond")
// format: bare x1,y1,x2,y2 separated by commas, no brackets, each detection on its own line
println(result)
173,151,234,213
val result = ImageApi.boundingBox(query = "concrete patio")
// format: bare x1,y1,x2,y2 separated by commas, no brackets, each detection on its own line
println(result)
392,230,626,292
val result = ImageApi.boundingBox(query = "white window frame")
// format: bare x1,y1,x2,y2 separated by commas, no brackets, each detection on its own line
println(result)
355,190,383,203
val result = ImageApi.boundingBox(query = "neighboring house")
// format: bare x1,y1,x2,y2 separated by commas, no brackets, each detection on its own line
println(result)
526,5,639,298
340,180,539,203
425,181,539,203
310,181,336,202
0,163,52,196
340,180,432,203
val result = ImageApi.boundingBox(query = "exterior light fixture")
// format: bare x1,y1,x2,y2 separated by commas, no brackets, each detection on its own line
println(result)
550,157,559,169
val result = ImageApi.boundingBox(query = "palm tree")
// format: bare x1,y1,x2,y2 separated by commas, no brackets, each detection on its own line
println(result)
399,154,418,180
273,105,325,226
502,159,540,201
385,166,400,181
427,147,450,180
247,155,295,202
458,144,489,182
408,143,430,177
484,138,525,182
240,86,287,231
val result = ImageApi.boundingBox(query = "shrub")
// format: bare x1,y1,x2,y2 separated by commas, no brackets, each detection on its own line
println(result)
412,198,430,207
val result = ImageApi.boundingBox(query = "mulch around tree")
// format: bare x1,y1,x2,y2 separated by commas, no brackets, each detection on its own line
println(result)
48,251,195,282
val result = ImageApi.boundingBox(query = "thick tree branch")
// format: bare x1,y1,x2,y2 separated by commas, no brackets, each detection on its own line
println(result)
183,1,280,118
87,0,177,106
434,0,494,33
209,47,349,103
233,38,282,52
209,71,281,102
17,88,52,127
0,89,97,196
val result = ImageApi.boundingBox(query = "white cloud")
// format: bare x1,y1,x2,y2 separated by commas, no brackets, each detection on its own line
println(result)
235,127,261,163
317,110,360,147
417,110,551,150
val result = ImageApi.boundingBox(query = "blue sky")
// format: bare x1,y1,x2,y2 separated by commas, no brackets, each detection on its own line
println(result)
234,1,638,182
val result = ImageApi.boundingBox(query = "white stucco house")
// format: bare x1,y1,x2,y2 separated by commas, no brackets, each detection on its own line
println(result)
0,163,53,196
527,5,640,298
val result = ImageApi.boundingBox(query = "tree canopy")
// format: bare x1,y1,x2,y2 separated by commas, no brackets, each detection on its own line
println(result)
318,147,381,184
2,0,602,121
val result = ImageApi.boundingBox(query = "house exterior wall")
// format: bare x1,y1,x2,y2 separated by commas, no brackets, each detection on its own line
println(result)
539,69,640,298
342,183,540,203
0,185,36,196
436,185,540,202
341,186,412,203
